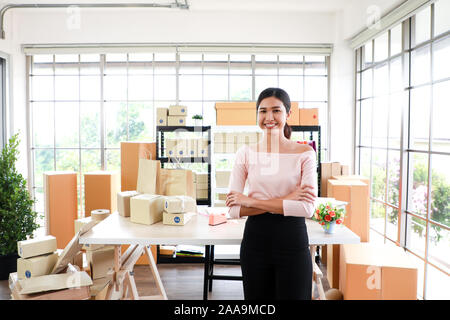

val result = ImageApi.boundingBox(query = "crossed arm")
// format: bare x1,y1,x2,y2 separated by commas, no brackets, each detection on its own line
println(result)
225,184,316,217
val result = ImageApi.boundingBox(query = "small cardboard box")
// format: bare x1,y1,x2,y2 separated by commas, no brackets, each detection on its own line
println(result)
340,243,418,300
224,133,238,144
17,252,59,280
166,138,177,157
130,194,165,225
196,189,209,199
341,165,350,175
196,173,208,184
164,195,197,214
187,139,198,157
168,115,187,126
299,108,319,125
156,108,168,126
215,102,256,125
320,161,341,197
287,102,300,125
197,138,209,157
16,271,92,295
84,171,119,217
174,139,187,157
86,246,115,280
196,182,208,190
163,211,196,226
169,105,188,116
117,190,140,217
214,132,225,144
17,236,57,259
216,170,231,188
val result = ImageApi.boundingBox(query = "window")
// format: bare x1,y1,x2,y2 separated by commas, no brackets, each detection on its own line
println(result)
355,1,450,299
28,48,330,227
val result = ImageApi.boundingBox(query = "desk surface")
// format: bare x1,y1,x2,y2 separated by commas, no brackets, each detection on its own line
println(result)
80,212,360,246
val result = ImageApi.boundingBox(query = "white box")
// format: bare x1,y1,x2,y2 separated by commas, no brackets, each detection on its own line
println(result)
17,252,58,280
130,194,165,225
163,211,196,226
17,236,58,259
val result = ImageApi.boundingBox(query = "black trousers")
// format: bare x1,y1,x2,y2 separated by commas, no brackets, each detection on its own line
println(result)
240,213,312,300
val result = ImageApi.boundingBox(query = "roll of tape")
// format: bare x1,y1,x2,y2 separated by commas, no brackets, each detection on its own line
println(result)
91,209,110,221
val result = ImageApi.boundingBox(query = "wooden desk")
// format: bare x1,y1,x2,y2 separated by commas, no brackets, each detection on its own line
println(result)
80,211,360,300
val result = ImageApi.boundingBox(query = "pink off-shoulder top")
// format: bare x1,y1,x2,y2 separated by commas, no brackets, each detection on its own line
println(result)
227,145,318,219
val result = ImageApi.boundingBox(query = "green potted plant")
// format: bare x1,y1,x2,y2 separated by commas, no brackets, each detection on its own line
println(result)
192,114,203,126
0,133,40,279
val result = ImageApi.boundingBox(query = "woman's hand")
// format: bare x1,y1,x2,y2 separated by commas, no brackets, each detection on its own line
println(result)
226,191,254,208
283,184,316,204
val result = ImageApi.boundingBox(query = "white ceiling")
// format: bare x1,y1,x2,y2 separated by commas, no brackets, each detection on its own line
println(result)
0,0,406,14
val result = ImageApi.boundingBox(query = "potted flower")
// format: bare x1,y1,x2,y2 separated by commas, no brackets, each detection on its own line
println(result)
0,133,40,279
192,114,203,126
312,202,345,234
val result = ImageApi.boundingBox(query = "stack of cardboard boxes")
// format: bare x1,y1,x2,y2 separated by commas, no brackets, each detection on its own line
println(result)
214,132,261,153
194,172,209,200
16,236,58,280
166,137,209,158
162,196,197,226
157,105,188,126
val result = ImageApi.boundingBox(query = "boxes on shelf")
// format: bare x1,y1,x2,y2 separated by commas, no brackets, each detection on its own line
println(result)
84,171,119,217
187,139,198,157
120,141,156,192
197,138,209,157
214,132,225,144
44,172,78,249
299,108,319,126
17,252,58,280
196,189,209,199
320,162,341,197
130,194,165,225
216,170,231,188
340,243,418,300
215,102,256,125
117,190,140,217
168,115,187,126
169,105,188,116
157,108,168,126
287,102,300,125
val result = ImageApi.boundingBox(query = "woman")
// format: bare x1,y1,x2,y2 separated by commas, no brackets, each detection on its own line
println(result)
226,87,317,300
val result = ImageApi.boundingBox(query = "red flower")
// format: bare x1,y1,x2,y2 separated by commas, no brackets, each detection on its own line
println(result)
329,211,335,217
321,222,325,225
336,219,342,225
316,209,320,214
324,215,332,222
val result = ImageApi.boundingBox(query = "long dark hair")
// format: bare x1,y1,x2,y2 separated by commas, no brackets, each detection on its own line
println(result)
256,87,292,139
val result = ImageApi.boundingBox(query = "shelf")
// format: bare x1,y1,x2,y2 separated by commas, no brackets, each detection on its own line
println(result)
159,156,211,163
157,126,211,132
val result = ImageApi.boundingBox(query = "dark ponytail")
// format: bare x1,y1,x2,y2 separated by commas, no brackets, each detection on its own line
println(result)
256,87,292,139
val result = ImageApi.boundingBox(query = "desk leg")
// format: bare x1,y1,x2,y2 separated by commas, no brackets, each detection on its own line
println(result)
203,245,210,300
209,245,215,292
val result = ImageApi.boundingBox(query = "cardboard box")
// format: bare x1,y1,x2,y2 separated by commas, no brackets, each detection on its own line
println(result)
163,211,196,226
130,194,165,225
84,171,119,217
168,115,187,126
17,252,59,279
44,172,78,249
156,108,168,126
320,162,341,197
117,190,140,217
287,102,300,125
195,173,208,184
16,271,92,295
164,195,197,214
214,143,224,153
86,246,115,280
196,182,208,190
17,236,57,259
169,105,188,116
299,108,319,125
330,175,370,198
173,139,187,157
120,142,156,192
224,133,237,144
187,139,198,157
197,138,209,157
214,132,225,144
340,243,418,300
217,193,227,201
196,189,209,199
326,244,340,289
74,217,104,251
216,170,231,188
215,102,256,125
341,165,350,175
9,272,91,300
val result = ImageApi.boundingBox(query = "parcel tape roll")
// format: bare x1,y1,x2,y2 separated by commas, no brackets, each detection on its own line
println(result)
91,209,110,222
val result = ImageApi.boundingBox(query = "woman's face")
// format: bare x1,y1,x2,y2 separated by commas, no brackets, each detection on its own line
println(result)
257,96,291,134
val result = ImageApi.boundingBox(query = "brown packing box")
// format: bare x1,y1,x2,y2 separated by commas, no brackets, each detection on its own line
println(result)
156,108,168,126
117,190,140,217
320,162,341,197
84,171,119,217
120,141,156,192
16,271,92,295
196,189,209,199
215,102,256,125
187,139,198,157
330,175,370,198
341,165,350,175
17,252,59,280
287,102,300,125
130,194,165,225
17,235,57,259
44,171,78,249
9,272,91,300
168,115,187,126
86,246,115,280
169,105,188,116
195,172,208,184
299,108,319,125
216,170,231,188
340,243,418,300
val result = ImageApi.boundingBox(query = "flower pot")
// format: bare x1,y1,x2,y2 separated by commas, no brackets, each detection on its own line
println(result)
323,220,336,234
0,253,19,280
194,119,202,126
